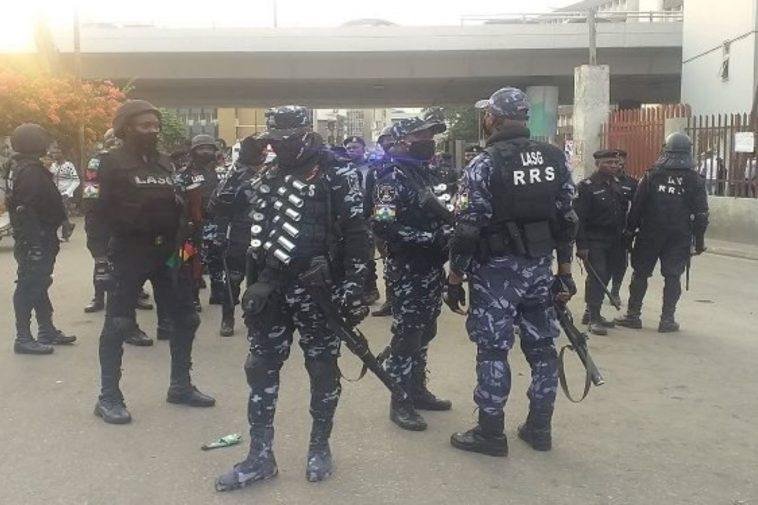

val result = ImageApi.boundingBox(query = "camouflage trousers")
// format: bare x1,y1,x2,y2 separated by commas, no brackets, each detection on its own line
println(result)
244,276,342,431
384,257,444,391
467,255,559,417
201,222,224,283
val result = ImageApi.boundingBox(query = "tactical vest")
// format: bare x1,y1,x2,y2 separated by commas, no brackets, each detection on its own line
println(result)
643,166,693,231
107,149,180,237
484,138,563,257
248,166,331,271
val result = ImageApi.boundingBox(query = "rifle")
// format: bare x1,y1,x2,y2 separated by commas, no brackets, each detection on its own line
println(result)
553,281,605,402
581,259,622,310
299,259,410,403
402,167,454,225
221,225,235,305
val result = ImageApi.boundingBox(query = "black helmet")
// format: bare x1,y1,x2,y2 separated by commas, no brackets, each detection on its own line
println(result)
10,123,52,155
113,99,161,138
664,132,693,154
390,114,446,141
191,134,217,151
658,132,694,170
263,105,311,140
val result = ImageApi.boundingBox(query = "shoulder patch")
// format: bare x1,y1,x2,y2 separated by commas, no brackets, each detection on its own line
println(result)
376,182,398,203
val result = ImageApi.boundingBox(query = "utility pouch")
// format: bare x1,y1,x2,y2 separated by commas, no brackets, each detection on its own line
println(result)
242,281,280,316
523,221,555,258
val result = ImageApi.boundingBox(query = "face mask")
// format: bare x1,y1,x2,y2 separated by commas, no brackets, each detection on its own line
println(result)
273,138,306,167
132,132,159,153
408,140,436,161
195,151,217,164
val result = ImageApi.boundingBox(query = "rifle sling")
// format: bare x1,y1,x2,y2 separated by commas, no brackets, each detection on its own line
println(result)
558,345,592,403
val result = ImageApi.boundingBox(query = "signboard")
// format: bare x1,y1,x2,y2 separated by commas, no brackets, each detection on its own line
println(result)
734,131,755,153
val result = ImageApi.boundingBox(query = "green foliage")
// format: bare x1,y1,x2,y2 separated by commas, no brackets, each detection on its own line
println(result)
441,105,481,144
158,108,187,152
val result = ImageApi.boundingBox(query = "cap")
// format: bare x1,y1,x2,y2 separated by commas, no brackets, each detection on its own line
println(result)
475,87,530,120
593,149,623,160
343,136,365,147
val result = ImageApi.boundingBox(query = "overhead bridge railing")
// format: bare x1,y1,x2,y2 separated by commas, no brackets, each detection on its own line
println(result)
460,11,684,26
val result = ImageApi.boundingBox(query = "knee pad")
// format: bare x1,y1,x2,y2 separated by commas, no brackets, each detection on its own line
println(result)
476,348,509,363
244,353,282,386
390,328,424,356
304,358,340,391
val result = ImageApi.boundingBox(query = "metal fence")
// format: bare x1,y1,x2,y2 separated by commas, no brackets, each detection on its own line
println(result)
460,11,684,26
687,113,757,198
602,105,690,178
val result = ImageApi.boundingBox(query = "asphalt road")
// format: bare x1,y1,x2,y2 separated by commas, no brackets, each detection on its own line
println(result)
1,220,756,505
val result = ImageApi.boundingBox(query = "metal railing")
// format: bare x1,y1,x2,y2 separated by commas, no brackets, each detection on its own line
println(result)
460,11,683,26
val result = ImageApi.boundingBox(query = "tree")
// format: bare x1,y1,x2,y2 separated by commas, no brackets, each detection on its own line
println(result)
0,69,125,158
441,105,480,144
158,108,188,152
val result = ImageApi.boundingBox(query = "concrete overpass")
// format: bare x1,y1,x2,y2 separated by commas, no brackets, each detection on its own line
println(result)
50,21,683,107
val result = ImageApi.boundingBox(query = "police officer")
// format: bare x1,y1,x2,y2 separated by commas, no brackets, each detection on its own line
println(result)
178,134,223,310
216,105,369,491
609,150,638,304
371,113,452,432
82,129,154,346
444,87,577,456
575,149,631,335
6,124,77,354
344,135,381,306
369,127,395,317
89,100,215,424
615,133,708,332
463,143,483,166
208,135,268,337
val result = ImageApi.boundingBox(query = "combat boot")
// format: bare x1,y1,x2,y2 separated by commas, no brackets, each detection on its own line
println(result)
371,300,392,317
410,367,451,411
94,397,132,424
389,397,427,431
14,329,54,355
84,292,105,313
615,313,643,329
658,316,680,333
37,325,77,345
166,339,215,407
125,325,154,347
220,313,235,337
518,407,553,451
215,427,278,492
306,419,334,482
450,411,508,457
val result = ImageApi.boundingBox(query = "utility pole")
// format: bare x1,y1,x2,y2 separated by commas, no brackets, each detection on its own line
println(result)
74,6,86,192
588,7,598,66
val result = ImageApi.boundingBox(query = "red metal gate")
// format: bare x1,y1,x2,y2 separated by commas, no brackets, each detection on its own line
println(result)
602,105,690,178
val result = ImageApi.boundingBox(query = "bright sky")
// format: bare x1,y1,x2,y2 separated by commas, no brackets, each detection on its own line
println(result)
1,0,575,51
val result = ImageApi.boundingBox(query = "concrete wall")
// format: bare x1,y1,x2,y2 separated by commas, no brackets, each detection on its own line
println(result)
706,196,758,246
681,0,758,114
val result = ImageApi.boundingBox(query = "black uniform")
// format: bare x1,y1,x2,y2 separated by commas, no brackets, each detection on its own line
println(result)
89,141,214,420
6,154,72,352
622,147,708,328
609,172,638,298
575,170,632,325
207,159,260,334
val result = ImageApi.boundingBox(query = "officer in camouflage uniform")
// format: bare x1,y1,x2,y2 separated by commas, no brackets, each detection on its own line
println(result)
615,133,708,332
89,100,215,425
369,126,396,317
6,124,77,355
216,106,370,491
371,111,453,432
444,88,577,456
208,135,268,336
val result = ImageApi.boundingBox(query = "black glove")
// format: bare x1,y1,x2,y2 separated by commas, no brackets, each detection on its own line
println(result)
694,235,706,255
93,258,113,291
443,281,466,314
553,274,577,298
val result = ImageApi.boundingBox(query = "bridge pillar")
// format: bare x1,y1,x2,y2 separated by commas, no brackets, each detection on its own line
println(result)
573,65,610,181
526,86,559,143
